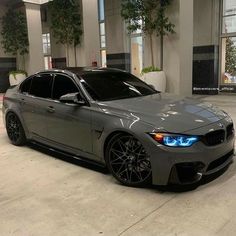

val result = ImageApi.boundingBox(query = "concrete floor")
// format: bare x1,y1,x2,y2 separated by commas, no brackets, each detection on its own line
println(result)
0,95,236,236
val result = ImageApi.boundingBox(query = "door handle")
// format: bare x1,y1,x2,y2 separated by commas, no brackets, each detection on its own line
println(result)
47,106,55,113
20,98,26,104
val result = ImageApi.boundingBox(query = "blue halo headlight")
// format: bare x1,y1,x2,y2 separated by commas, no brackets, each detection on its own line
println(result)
151,133,199,147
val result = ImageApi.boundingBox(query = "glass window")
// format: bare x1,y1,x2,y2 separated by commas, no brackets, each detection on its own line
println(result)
42,33,51,55
52,74,78,100
101,50,107,67
221,1,236,87
98,0,105,21
222,0,236,34
130,20,143,34
100,22,105,35
30,74,53,98
44,56,52,70
221,37,236,84
223,0,236,16
98,0,106,65
21,77,32,94
81,72,157,101
222,15,236,33
100,35,106,48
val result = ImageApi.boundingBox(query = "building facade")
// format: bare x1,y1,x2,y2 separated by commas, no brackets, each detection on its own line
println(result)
0,0,236,95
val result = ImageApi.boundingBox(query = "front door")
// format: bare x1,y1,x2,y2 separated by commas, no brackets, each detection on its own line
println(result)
46,74,92,154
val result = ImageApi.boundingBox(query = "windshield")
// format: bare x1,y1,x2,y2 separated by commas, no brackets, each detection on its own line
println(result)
80,71,158,101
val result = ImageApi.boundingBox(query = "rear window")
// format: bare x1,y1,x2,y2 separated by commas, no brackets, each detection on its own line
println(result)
29,74,53,99
20,77,32,94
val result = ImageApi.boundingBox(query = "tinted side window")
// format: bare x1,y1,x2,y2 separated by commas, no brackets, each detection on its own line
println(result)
29,74,53,99
52,74,78,100
21,77,32,94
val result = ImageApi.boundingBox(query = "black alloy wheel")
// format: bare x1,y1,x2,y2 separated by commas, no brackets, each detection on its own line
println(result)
6,113,27,146
106,133,152,187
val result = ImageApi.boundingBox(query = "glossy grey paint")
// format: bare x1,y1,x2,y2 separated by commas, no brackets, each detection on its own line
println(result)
2,69,235,185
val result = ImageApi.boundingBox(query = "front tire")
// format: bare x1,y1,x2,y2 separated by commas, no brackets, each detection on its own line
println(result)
6,112,27,146
105,133,152,187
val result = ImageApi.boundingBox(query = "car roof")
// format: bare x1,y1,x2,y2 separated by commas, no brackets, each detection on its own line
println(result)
37,67,126,78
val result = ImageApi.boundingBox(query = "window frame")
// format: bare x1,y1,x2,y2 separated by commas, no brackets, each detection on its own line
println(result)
52,73,80,101
52,72,90,106
19,72,91,105
19,76,33,95
219,0,236,87
28,73,54,99
98,0,107,67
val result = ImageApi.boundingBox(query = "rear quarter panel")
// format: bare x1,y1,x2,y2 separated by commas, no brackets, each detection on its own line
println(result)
3,86,31,139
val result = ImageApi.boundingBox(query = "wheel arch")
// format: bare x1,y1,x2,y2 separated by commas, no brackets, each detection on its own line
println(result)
103,130,133,158
5,109,30,139
103,129,143,159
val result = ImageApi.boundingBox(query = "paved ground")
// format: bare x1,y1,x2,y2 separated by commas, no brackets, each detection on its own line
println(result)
0,95,236,236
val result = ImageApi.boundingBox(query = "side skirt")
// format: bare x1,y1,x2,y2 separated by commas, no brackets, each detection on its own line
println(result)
30,140,106,168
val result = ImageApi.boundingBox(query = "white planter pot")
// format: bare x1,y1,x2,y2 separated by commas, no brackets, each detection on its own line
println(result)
9,73,26,86
142,71,166,92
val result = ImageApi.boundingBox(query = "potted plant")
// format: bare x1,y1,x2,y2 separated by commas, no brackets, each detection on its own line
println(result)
141,66,166,92
48,0,83,67
121,0,175,92
9,70,28,86
1,8,29,86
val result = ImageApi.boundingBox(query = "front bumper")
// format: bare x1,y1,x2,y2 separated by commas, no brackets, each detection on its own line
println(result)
145,130,235,186
168,149,234,185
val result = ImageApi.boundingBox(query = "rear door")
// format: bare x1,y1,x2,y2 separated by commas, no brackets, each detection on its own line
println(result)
46,73,93,154
19,73,54,139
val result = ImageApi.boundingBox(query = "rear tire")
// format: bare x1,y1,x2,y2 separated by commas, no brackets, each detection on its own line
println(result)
105,133,152,187
6,112,27,146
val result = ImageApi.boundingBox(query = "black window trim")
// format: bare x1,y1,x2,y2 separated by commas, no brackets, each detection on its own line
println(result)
19,75,33,95
26,73,54,101
19,71,90,106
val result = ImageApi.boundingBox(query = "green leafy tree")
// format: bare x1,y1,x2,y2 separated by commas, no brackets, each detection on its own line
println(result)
1,9,29,71
48,0,83,66
225,37,236,76
121,0,175,70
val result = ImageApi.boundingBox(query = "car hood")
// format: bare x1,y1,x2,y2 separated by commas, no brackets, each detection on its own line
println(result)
98,93,228,133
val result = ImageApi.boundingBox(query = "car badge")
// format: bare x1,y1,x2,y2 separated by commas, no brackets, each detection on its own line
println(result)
218,123,224,128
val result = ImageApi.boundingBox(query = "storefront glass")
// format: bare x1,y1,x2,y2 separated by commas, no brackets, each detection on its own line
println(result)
221,0,236,90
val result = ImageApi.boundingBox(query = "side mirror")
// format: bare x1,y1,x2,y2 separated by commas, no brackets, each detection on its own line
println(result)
59,92,86,106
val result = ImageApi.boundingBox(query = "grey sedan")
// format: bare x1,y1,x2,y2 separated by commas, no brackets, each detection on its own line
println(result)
2,68,235,187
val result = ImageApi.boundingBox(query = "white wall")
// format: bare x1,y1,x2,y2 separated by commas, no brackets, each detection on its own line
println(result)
75,0,101,67
144,0,193,96
105,0,129,54
193,0,220,46
25,2,44,75
163,0,181,94
179,0,194,96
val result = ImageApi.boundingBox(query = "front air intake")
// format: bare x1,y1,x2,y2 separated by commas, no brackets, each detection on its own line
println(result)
226,124,234,139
